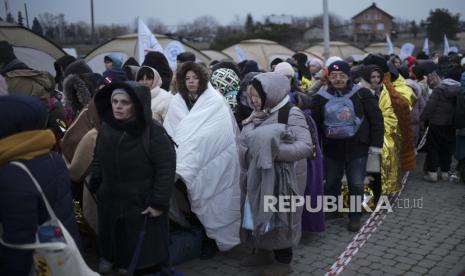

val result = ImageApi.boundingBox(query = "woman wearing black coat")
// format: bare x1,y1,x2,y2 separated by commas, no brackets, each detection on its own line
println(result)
89,81,176,275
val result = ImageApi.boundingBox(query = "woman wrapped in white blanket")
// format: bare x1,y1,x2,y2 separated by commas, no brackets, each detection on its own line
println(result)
163,62,241,253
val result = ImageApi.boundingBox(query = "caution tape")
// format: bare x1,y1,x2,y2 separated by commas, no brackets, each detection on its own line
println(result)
324,128,427,276
324,171,410,276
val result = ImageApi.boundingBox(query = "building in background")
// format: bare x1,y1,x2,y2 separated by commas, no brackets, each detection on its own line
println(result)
352,3,393,42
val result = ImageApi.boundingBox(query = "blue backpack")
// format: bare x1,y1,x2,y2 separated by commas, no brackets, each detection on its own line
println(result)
317,85,364,139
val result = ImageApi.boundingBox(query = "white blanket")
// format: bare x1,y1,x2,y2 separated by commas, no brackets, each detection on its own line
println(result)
163,85,241,251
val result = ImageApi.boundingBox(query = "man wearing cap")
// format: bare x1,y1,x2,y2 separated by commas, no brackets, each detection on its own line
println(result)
420,57,464,182
310,60,384,232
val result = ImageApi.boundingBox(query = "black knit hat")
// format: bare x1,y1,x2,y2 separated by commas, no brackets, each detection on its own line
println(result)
362,53,389,73
0,41,16,65
416,60,438,76
270,58,283,69
177,52,196,63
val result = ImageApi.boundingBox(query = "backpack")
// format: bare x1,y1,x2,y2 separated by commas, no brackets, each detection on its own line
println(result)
278,102,317,160
317,85,363,139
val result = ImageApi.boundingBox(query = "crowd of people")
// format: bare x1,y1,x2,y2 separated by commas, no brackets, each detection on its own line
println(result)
1,37,465,276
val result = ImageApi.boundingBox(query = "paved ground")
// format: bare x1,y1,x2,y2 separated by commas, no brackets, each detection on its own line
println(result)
85,154,465,275
175,154,465,276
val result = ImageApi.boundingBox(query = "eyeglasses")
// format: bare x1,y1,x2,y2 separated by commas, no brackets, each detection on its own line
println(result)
329,73,349,80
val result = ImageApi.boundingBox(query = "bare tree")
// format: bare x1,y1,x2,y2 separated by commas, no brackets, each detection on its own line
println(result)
146,18,168,34
229,15,245,31
177,15,219,42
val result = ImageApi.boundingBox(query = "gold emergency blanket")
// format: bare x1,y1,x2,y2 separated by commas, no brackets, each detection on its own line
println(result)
379,86,403,194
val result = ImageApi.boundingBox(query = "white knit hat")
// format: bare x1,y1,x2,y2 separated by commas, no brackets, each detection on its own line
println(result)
111,88,129,100
325,56,343,67
274,62,295,78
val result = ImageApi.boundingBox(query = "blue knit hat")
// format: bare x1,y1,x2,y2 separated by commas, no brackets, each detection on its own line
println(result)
97,69,128,87
328,60,351,76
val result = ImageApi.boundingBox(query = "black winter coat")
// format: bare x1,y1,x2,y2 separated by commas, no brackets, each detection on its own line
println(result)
90,81,176,269
420,79,462,127
310,83,384,161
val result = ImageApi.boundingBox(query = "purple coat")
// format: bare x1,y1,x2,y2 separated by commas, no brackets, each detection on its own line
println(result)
301,109,325,232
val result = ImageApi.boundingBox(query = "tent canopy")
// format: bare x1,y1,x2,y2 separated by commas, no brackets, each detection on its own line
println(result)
0,22,66,76
364,43,401,56
222,39,295,71
305,41,366,59
201,50,233,63
299,50,324,62
84,33,211,74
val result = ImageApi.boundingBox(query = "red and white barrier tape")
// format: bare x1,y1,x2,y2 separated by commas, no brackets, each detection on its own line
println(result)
324,170,410,276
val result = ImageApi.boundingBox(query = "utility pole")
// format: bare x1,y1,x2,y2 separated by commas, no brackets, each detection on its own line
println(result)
24,2,30,28
323,0,330,61
90,0,95,43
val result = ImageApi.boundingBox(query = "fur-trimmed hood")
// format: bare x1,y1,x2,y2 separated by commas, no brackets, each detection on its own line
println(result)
63,72,100,116
176,61,210,110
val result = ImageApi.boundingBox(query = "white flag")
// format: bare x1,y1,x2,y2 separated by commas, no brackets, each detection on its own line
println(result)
400,43,415,60
386,33,394,55
443,34,450,55
235,46,245,62
164,41,185,69
422,38,429,56
137,18,164,64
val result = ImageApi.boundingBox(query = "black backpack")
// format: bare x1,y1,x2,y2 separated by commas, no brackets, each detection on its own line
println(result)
278,102,317,160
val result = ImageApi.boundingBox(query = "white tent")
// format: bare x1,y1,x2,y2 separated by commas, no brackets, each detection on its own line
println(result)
305,41,366,59
364,43,401,55
201,50,233,62
84,34,211,74
222,39,295,71
0,22,66,76
299,50,324,62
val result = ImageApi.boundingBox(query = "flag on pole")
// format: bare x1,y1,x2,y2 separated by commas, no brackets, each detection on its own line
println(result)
422,38,429,56
164,41,185,69
400,43,415,60
443,34,450,55
235,46,245,62
137,17,164,64
386,33,394,55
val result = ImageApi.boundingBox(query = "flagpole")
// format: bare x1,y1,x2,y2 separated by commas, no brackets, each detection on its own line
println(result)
4,0,9,18
323,0,330,61
24,2,30,28
90,0,95,43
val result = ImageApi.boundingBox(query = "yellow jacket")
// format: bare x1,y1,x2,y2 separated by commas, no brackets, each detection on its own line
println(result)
301,76,312,91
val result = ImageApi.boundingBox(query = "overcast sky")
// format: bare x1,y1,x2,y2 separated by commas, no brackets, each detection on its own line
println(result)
2,0,464,28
